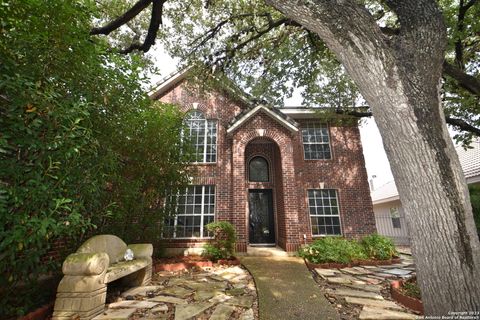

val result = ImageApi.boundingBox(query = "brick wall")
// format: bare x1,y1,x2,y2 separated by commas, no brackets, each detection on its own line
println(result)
156,80,376,253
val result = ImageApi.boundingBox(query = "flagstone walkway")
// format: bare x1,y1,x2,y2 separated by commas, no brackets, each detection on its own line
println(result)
93,265,257,320
314,253,419,319
240,256,339,320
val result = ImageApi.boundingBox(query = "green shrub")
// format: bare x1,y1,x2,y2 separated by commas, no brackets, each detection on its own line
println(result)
360,233,397,260
202,221,236,261
0,1,191,316
298,237,366,264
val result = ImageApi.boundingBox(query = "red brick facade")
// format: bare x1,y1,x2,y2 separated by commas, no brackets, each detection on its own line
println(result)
154,79,376,252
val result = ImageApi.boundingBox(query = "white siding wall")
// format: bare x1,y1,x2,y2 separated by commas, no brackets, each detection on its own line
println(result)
373,200,410,245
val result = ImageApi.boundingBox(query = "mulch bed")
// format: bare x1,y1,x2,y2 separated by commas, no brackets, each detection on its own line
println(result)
154,255,241,272
17,302,54,320
391,277,424,314
304,257,401,270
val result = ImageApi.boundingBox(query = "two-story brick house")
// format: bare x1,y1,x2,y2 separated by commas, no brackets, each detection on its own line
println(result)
150,70,376,253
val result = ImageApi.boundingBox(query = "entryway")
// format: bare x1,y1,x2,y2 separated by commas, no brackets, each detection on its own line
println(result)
248,189,275,245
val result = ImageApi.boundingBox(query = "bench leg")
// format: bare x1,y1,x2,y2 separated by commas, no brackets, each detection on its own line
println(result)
52,275,106,320
119,261,152,288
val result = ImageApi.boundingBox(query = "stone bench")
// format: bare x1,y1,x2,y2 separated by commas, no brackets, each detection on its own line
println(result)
52,235,153,320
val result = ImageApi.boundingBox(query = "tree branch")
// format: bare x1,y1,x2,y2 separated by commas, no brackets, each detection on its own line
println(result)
120,0,165,54
443,61,480,96
334,108,480,135
445,117,480,136
90,0,153,36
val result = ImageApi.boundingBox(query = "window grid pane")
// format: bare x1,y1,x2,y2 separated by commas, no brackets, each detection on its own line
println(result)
185,111,217,163
164,185,216,238
308,189,341,236
302,123,331,160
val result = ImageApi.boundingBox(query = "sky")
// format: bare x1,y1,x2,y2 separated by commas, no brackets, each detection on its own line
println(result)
150,46,395,191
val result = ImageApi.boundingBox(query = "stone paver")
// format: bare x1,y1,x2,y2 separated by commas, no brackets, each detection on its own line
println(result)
344,297,404,310
121,285,163,297
315,268,340,278
225,295,254,308
108,300,159,309
174,302,215,320
209,304,236,320
381,268,412,276
151,304,169,313
343,283,383,293
239,308,255,320
327,288,384,300
160,286,194,298
92,308,136,320
148,295,187,304
359,306,416,319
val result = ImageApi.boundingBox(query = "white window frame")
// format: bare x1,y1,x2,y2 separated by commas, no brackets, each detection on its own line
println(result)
307,189,342,236
390,207,402,229
301,122,332,160
184,111,217,163
163,185,215,239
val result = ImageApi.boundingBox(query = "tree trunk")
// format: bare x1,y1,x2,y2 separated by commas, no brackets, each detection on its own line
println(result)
267,0,480,314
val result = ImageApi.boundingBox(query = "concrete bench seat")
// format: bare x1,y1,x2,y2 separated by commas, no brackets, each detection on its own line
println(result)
52,235,153,320
104,258,149,283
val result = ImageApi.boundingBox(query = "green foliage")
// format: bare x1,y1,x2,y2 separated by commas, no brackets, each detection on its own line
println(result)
360,233,397,260
299,234,397,264
402,278,422,300
202,221,236,261
148,0,479,144
469,184,480,233
0,1,190,315
298,237,366,264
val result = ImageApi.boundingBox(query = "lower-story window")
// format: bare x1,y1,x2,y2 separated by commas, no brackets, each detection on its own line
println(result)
308,189,342,236
163,185,215,238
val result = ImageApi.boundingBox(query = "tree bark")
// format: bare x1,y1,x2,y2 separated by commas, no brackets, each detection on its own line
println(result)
266,0,480,314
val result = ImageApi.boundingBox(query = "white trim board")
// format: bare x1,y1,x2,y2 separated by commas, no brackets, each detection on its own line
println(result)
227,105,298,134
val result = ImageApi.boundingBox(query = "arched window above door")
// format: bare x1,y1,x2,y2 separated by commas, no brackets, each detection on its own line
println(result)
249,156,269,182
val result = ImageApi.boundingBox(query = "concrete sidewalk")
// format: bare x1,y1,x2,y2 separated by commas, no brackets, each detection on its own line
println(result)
240,256,339,320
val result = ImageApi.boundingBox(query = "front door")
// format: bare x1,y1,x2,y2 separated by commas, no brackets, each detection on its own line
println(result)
249,189,275,244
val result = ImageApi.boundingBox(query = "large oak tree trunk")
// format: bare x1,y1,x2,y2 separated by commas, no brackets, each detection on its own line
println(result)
267,0,480,314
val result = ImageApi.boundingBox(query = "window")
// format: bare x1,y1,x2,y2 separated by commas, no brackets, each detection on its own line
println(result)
185,111,217,163
302,122,331,160
249,156,269,182
308,189,341,236
390,207,401,229
163,185,215,238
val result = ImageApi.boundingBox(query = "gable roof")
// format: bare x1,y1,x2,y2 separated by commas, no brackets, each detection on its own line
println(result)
456,139,480,184
226,105,299,134
148,69,188,100
148,68,256,109
371,181,400,205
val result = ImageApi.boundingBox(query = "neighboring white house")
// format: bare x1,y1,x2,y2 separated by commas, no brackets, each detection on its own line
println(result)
371,181,410,245
371,139,480,245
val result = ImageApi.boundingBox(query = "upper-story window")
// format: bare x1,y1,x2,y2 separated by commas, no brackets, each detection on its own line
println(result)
185,110,217,163
249,156,269,182
301,122,331,160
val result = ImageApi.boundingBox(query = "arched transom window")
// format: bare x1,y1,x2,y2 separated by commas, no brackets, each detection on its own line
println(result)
185,110,217,163
249,156,269,182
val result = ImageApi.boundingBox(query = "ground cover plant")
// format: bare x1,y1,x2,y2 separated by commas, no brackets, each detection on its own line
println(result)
298,234,397,264
401,277,422,300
